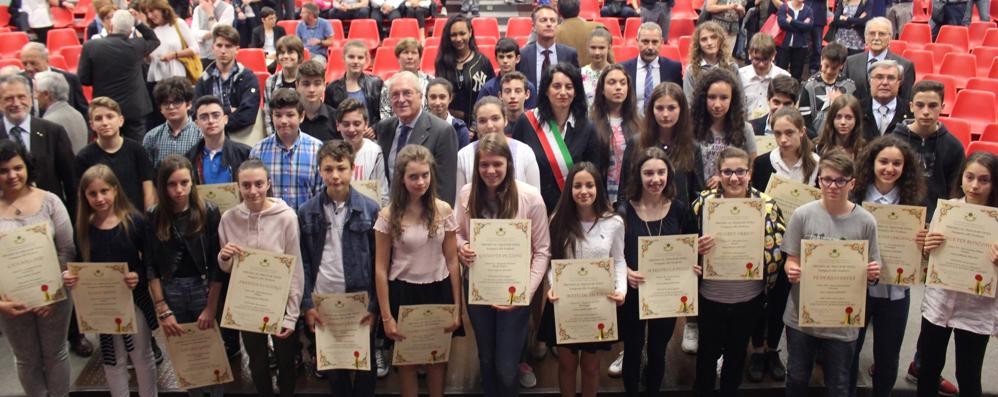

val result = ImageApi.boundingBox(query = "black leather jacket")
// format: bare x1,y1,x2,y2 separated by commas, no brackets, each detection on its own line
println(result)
144,202,225,282
324,73,384,125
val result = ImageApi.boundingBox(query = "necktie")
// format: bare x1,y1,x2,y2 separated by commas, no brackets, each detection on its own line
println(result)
397,124,412,149
644,62,655,104
9,126,25,147
542,49,552,76
878,105,890,135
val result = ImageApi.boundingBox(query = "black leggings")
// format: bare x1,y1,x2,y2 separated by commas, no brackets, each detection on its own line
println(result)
915,317,990,397
619,286,677,396
695,294,765,396
243,330,299,397
751,271,790,349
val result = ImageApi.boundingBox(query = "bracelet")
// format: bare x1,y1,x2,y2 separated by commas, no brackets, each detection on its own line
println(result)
158,310,174,320
154,299,166,304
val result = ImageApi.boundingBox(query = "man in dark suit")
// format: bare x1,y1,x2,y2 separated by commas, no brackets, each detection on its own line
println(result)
78,9,160,142
862,59,912,140
518,5,580,89
621,22,683,110
376,71,458,205
19,42,89,117
249,7,286,53
842,17,916,105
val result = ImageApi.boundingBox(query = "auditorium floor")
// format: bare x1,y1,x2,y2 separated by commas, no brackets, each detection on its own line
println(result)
0,284,994,396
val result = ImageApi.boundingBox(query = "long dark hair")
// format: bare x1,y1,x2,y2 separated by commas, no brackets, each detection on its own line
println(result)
468,133,519,219
952,152,998,207
154,155,207,241
387,145,442,239
817,94,865,158
0,139,35,186
852,136,927,206
537,63,589,126
434,15,479,86
639,82,697,172
590,64,640,148
623,146,677,202
691,68,747,150
770,107,818,184
549,162,613,259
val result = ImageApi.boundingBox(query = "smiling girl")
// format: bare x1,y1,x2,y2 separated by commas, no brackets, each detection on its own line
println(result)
434,14,495,124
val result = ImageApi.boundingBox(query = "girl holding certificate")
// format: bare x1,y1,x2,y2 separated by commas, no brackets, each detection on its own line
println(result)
374,145,462,397
0,140,76,397
814,95,865,160
63,165,159,396
691,147,786,395
455,133,551,397
541,162,627,397
218,159,305,397
146,156,224,397
847,136,927,397
917,152,998,397
589,64,640,204
617,147,699,395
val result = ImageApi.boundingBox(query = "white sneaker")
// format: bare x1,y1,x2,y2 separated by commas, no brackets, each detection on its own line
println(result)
681,322,698,354
608,351,624,377
716,356,724,375
518,362,537,388
375,349,389,378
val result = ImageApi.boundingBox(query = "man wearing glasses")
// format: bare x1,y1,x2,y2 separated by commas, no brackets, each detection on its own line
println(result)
143,77,204,169
739,30,790,122
185,95,251,187
842,17,916,105
861,60,911,140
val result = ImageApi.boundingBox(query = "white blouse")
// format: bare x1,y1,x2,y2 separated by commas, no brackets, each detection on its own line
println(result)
547,215,628,295
147,20,200,82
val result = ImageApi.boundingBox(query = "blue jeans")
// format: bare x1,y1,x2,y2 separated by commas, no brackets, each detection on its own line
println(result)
161,276,224,397
466,304,531,397
963,0,991,22
848,290,910,397
785,327,857,397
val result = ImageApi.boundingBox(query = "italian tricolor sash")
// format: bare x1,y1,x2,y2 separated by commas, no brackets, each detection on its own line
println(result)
525,111,573,191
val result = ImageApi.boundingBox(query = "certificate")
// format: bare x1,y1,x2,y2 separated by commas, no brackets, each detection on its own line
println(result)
351,180,381,206
702,198,766,280
926,200,998,297
799,240,869,328
196,183,240,213
392,304,456,365
863,203,926,286
551,258,617,344
314,292,371,371
764,174,821,219
220,248,296,334
638,235,699,319
0,222,66,309
67,263,136,334
755,135,778,157
469,219,532,306
163,322,234,389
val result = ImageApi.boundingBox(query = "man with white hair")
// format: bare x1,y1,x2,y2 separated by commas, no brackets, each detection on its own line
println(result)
842,17,916,105
78,9,160,142
19,42,89,117
34,71,88,154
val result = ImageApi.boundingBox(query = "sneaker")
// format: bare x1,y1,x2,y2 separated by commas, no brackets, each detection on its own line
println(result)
375,349,389,378
608,351,624,377
310,362,327,379
681,322,698,354
767,350,786,381
530,341,547,361
716,356,724,375
518,362,537,388
905,361,958,396
152,342,164,366
268,347,278,370
747,352,766,382
69,336,94,358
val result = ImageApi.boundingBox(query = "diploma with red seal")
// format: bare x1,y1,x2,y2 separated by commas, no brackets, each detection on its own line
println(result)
702,197,766,280
220,248,296,334
67,262,136,334
392,304,456,365
637,235,699,319
862,202,926,286
163,322,233,389
314,292,371,371
0,222,66,309
926,199,998,297
468,219,532,306
799,240,869,328
551,258,618,344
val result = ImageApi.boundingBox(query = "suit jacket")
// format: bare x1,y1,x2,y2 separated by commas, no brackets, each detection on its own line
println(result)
862,96,912,141
621,57,684,90
517,43,580,88
50,68,88,117
78,23,160,120
250,25,286,50
375,111,458,205
1,117,78,209
555,18,600,66
40,101,88,154
843,50,917,105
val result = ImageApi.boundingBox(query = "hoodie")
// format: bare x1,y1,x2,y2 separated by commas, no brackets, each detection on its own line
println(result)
891,121,966,216
218,198,305,330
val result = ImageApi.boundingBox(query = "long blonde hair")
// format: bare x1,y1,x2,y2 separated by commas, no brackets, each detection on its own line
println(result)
76,164,136,261
687,21,735,81
387,145,441,239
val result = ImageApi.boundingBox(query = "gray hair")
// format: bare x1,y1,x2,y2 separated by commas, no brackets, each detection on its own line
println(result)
110,9,134,35
387,71,422,94
20,42,48,59
0,73,31,90
865,17,894,37
868,59,904,78
34,71,70,102
637,22,663,37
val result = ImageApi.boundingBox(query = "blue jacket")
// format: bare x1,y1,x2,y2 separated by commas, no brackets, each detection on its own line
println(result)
477,74,539,109
194,62,261,134
777,3,814,48
298,188,381,313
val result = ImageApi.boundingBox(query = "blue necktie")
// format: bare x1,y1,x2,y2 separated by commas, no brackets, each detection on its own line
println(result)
644,62,654,104
397,125,412,150
8,126,25,147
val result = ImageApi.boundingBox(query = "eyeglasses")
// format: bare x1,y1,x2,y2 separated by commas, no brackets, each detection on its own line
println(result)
160,100,186,108
720,168,749,177
818,176,853,187
390,90,417,100
197,111,224,121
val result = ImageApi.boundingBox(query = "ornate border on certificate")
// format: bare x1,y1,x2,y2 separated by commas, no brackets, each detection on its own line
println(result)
799,240,868,328
927,200,998,297
220,249,296,334
469,219,532,306
552,258,618,344
0,222,67,308
392,304,456,365
863,203,926,286
638,235,699,319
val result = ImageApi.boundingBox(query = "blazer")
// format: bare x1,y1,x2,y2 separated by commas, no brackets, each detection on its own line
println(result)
827,0,871,41
555,17,600,66
843,50,917,104
50,68,89,117
861,96,912,141
517,43,580,88
1,117,78,209
375,111,459,205
78,23,160,120
621,57,684,89
777,3,814,48
249,25,286,50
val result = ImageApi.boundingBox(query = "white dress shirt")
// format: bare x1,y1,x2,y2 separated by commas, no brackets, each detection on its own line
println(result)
636,57,661,110
863,184,908,300
535,43,558,86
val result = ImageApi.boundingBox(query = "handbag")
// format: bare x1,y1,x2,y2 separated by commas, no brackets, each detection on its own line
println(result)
174,22,203,84
761,12,785,45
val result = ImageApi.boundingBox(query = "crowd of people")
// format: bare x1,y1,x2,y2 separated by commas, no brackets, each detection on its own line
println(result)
0,0,995,395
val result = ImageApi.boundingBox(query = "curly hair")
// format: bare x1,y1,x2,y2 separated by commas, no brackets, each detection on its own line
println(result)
690,68,747,150
852,136,927,206
687,21,735,81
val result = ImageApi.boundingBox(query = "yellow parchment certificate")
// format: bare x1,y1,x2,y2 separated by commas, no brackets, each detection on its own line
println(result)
638,235,699,319
196,183,240,213
221,248,296,334
755,136,778,157
163,322,234,389
314,292,371,371
551,258,618,344
799,240,869,328
702,198,766,280
863,203,926,286
0,222,66,308
351,180,381,206
68,263,136,334
392,304,456,365
469,219,532,306
765,174,821,219
926,200,998,297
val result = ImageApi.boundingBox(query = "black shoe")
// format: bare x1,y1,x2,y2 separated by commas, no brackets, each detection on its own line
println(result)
747,352,766,382
227,347,242,361
69,336,94,358
268,347,278,369
767,350,786,381
310,362,327,379
153,344,164,365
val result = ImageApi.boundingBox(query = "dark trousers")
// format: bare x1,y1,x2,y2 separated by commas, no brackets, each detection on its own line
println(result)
467,304,531,397
121,116,147,142
809,24,824,70
848,290,910,397
752,271,790,349
618,286,677,396
916,317,990,397
244,330,298,397
931,2,968,38
370,7,401,38
216,279,242,356
694,294,765,396
324,331,377,396
328,7,370,21
401,3,435,28
601,4,640,17
776,46,810,81
785,327,856,397
276,0,295,20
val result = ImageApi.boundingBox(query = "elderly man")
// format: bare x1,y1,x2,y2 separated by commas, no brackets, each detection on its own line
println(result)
862,60,911,140
78,9,160,142
842,17,915,105
622,22,683,110
34,71,88,154
518,5,580,88
378,38,432,120
20,42,89,117
376,71,458,205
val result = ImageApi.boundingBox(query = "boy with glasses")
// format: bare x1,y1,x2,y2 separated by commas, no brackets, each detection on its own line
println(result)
143,77,203,169
740,31,791,122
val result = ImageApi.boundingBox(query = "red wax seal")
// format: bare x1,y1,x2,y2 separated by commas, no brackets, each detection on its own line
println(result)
897,268,904,274
845,306,854,314
263,316,270,322
976,274,984,281
41,285,48,292
680,296,688,303
214,369,220,375
508,286,516,294
115,318,122,324
746,262,753,269
597,323,605,330
431,350,437,356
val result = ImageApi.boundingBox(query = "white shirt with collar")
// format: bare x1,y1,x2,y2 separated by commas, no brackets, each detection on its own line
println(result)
636,57,661,110
867,50,888,67
769,149,819,186
873,97,897,135
863,184,908,300
388,109,422,180
739,63,791,120
3,116,32,152
535,43,558,86
533,108,575,183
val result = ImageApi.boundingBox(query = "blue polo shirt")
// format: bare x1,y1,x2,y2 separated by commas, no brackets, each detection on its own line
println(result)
296,18,333,58
201,147,233,184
